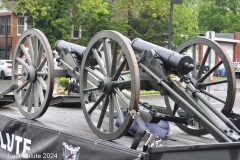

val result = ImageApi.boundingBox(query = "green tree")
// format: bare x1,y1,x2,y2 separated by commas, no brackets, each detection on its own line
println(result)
1,0,75,47
73,0,129,46
1,0,127,47
114,0,198,49
197,0,240,33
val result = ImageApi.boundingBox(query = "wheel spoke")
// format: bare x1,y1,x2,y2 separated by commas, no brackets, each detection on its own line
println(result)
36,80,45,103
112,58,127,81
34,83,39,110
83,87,99,92
112,93,124,124
197,46,211,79
21,83,32,105
111,41,118,77
112,80,131,87
33,36,39,64
103,38,112,75
14,72,22,76
37,57,47,71
117,50,124,64
109,95,114,132
92,49,107,76
37,71,48,76
97,42,103,51
199,61,222,83
16,81,29,93
192,44,197,77
85,67,103,81
200,89,225,103
114,88,130,106
20,44,32,65
16,57,28,68
26,36,34,64
27,84,34,113
37,77,47,90
88,94,106,115
36,44,43,66
198,80,228,88
97,96,109,129
87,79,98,88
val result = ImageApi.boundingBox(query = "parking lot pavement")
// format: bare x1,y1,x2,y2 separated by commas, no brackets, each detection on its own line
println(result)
0,79,12,92
1,79,240,111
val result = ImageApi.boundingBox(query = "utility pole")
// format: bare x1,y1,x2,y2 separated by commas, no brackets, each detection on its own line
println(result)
4,18,8,59
167,0,183,49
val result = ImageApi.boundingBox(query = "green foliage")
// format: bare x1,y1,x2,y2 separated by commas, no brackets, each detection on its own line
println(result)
172,1,198,48
77,37,89,47
1,0,199,50
1,0,73,48
197,0,240,33
59,77,69,87
140,90,159,95
73,0,129,39
117,0,198,49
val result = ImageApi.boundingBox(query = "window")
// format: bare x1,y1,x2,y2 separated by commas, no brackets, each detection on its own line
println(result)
71,26,85,39
0,16,11,35
17,16,33,35
0,49,10,59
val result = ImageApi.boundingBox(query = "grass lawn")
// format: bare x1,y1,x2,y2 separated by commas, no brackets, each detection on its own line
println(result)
140,75,239,95
214,75,240,82
140,90,159,95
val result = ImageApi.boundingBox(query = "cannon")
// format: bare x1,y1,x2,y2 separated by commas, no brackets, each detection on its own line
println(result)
11,29,239,143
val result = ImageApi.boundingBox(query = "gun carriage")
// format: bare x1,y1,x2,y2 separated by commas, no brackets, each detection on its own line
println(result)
11,29,239,145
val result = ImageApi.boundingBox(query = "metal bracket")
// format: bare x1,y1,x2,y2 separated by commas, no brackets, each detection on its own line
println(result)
142,130,162,147
0,84,18,98
73,66,79,73
128,110,140,120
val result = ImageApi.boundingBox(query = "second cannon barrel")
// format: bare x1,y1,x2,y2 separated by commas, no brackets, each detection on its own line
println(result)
132,38,194,75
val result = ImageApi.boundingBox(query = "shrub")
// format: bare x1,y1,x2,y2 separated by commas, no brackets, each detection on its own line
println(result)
59,77,69,87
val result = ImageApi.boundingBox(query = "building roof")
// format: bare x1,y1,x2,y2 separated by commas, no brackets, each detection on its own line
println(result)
0,1,18,13
0,1,10,13
215,38,240,44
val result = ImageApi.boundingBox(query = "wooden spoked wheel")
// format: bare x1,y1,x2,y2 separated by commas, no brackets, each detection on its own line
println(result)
80,30,140,140
165,37,236,136
12,29,54,119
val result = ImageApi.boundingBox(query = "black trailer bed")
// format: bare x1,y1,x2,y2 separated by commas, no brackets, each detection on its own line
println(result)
0,103,239,160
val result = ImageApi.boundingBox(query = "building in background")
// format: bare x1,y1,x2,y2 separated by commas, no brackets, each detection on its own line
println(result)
0,1,83,59
198,32,240,63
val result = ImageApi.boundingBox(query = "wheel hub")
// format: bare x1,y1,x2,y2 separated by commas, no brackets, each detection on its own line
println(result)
22,65,37,82
98,77,113,95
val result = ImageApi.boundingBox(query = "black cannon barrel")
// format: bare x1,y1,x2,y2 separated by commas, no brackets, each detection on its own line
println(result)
55,40,86,59
132,38,194,75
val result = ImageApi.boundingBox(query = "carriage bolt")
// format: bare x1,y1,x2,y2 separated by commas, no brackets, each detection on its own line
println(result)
151,58,155,64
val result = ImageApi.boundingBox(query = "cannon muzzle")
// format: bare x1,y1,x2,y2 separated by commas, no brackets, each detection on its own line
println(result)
55,40,86,59
132,38,194,75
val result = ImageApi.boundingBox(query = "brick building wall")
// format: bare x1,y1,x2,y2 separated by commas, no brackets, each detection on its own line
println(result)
10,13,19,59
0,11,20,59
0,10,83,60
234,32,240,62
